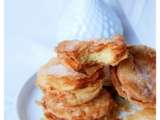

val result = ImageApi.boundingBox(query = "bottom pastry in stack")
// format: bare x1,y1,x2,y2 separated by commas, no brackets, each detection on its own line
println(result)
41,89,116,120
36,58,116,120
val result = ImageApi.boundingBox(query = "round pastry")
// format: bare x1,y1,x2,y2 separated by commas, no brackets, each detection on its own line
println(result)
111,45,156,108
41,89,116,120
56,35,128,71
42,79,102,106
36,58,103,91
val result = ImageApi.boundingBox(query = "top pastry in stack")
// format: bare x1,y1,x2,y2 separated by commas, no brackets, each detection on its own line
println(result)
36,35,156,120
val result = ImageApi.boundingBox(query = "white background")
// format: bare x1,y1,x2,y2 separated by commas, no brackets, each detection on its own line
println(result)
5,0,155,119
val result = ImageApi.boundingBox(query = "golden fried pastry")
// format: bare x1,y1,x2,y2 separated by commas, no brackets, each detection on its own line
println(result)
41,89,116,120
56,35,128,71
36,58,103,91
115,97,156,120
42,80,102,106
43,112,61,120
111,45,156,108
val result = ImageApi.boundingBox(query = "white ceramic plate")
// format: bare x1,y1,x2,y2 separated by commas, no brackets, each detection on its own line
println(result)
17,74,44,120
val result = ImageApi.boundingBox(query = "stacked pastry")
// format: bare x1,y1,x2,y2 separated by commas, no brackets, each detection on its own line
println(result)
36,35,156,120
36,35,128,120
112,45,156,120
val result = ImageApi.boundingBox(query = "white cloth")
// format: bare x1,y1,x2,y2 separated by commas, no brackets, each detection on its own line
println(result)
5,0,155,119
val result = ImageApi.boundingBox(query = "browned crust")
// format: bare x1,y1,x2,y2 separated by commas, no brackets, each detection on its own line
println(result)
102,66,112,86
56,35,128,70
111,45,156,108
40,89,116,120
44,112,117,120
41,80,102,106
44,112,65,120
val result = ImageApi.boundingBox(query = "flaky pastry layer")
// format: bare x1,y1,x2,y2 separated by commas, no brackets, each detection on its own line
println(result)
36,58,103,91
41,89,116,120
111,45,156,108
56,35,128,71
